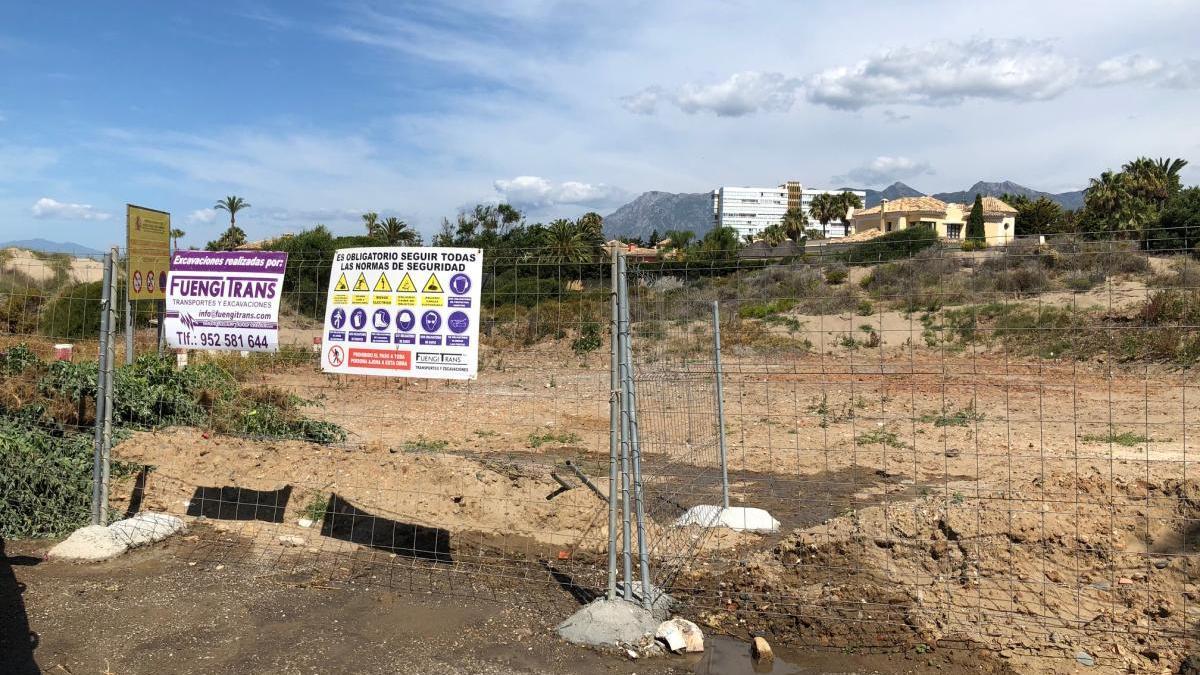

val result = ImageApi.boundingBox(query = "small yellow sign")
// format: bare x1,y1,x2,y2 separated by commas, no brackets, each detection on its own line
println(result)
422,273,443,294
396,273,417,293
126,204,171,300
353,272,370,292
334,273,350,292
373,273,392,292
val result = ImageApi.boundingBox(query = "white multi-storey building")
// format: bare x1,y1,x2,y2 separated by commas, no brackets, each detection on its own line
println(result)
711,185,789,240
712,182,868,239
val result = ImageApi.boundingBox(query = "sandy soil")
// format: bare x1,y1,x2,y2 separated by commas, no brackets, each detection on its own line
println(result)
1,247,103,285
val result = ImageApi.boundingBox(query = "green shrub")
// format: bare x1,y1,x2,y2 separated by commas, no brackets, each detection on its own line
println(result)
842,225,939,264
571,322,603,355
824,264,848,285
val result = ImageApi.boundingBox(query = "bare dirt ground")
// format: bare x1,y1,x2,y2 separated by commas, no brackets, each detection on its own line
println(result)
96,334,1200,674
2,531,1001,675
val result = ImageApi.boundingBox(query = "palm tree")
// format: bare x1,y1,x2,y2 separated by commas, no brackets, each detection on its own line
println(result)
213,196,250,228
1155,157,1189,194
836,191,864,236
760,223,788,246
543,218,590,263
663,229,695,251
781,207,808,242
170,228,186,251
362,212,381,238
809,193,842,237
377,217,420,246
576,212,604,241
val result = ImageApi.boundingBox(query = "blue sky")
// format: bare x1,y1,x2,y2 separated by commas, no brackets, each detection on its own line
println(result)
1,1,1198,250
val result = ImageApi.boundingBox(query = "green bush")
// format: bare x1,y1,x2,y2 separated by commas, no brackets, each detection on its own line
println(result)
823,264,848,285
841,225,939,264
571,322,603,355
0,419,141,537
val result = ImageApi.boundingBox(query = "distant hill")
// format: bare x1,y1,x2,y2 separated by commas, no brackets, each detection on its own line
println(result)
602,191,713,241
0,238,104,256
850,182,926,208
932,181,1085,210
600,179,1087,240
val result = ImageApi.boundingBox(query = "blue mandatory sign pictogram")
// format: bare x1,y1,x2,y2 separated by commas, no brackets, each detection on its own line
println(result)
396,309,415,332
449,273,471,295
350,307,367,330
372,308,390,330
330,308,347,329
421,310,441,333
447,311,470,334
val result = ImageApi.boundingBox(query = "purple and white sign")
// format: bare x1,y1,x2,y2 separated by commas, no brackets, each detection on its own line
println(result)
164,251,288,352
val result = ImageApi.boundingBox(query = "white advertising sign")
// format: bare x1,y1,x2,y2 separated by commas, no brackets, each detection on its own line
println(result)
164,251,288,352
321,247,482,380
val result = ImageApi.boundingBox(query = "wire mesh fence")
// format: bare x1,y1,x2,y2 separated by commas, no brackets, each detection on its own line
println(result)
3,237,1200,670
627,238,1200,671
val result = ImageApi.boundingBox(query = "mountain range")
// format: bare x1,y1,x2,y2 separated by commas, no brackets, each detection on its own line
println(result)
0,238,104,256
603,180,1086,240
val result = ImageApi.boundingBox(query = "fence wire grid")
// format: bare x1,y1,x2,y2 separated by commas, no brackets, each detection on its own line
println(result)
2,237,1199,671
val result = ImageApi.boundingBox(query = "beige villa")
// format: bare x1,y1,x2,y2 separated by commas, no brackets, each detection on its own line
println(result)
849,196,1017,245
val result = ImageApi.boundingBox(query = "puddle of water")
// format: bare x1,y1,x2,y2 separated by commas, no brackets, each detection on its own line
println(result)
690,636,802,675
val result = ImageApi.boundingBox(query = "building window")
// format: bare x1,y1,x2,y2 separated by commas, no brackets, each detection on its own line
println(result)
946,224,962,240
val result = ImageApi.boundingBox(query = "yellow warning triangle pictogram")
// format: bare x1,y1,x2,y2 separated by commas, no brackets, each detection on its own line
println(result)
353,272,370,292
422,273,444,293
396,272,417,293
334,273,349,292
373,273,392,292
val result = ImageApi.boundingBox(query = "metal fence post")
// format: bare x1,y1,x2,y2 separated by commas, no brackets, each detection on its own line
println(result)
712,301,730,509
607,246,620,601
91,250,114,525
618,259,634,601
617,253,653,609
125,253,134,364
100,250,118,521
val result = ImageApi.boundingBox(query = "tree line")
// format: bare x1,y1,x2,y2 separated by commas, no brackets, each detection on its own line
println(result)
1003,156,1196,251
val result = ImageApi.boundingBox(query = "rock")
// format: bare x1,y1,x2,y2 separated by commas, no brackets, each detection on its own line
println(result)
1075,650,1096,667
1118,577,1134,586
297,518,314,528
752,636,773,662
625,648,639,660
48,525,128,561
655,618,703,653
108,513,185,548
278,535,305,547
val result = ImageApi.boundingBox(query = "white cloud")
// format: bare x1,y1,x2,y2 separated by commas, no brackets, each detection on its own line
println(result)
1158,58,1200,89
1090,54,1164,86
493,176,627,209
185,208,217,225
833,157,934,187
30,197,111,221
675,71,802,117
622,72,801,117
620,86,665,115
806,39,1080,110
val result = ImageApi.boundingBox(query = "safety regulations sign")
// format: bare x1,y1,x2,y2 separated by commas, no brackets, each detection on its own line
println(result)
164,251,288,352
126,204,171,300
321,247,481,380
